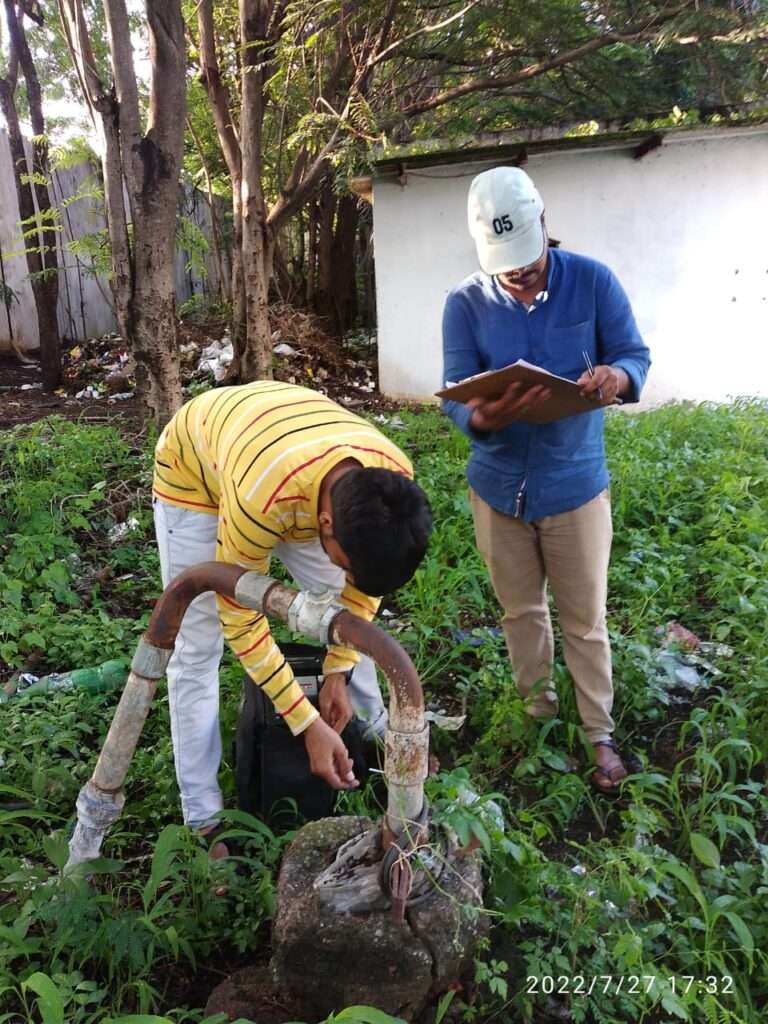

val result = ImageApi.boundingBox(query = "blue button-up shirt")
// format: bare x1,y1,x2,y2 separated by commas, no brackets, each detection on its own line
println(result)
441,249,651,521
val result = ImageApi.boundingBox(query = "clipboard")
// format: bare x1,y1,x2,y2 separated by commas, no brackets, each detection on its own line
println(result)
436,359,619,425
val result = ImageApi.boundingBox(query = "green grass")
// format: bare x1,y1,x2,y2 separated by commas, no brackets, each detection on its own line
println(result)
1,401,767,1023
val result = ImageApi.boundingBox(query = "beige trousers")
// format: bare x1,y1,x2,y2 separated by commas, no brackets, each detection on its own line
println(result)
470,488,615,742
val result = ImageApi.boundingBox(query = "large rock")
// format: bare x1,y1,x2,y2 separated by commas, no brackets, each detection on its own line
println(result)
204,964,300,1024
269,816,485,1022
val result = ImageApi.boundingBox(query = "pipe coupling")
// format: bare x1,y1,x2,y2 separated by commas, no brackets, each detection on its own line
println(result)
384,724,430,787
131,639,173,679
287,588,346,644
234,571,280,610
75,780,126,828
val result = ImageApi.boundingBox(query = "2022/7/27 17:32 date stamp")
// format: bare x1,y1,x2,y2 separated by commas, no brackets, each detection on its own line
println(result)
525,975,735,998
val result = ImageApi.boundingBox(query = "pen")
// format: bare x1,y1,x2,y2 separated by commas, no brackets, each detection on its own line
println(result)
582,349,603,402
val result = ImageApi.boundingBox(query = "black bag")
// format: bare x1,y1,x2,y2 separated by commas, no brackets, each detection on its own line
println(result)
234,642,368,823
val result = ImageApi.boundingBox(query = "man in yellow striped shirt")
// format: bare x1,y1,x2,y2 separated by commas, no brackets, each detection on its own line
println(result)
153,381,432,839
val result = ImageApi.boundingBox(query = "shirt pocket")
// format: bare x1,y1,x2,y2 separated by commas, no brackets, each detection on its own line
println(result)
546,320,596,378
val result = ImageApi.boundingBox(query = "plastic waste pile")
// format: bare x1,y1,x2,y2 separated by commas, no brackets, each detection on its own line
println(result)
650,621,733,705
197,336,234,381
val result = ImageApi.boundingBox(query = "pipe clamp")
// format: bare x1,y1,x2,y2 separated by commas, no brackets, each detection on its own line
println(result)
384,724,430,786
288,588,346,643
235,572,280,610
131,640,172,679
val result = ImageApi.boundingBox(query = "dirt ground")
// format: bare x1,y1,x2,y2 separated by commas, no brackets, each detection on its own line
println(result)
0,315,404,433
0,353,144,430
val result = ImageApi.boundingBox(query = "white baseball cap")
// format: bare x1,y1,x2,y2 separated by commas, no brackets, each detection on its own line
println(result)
468,167,545,275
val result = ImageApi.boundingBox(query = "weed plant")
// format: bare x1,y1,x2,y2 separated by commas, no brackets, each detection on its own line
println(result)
1,401,767,1023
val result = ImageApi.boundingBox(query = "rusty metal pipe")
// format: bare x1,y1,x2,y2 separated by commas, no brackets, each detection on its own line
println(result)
66,564,428,870
327,609,428,841
329,610,424,733
67,564,254,870
144,562,249,648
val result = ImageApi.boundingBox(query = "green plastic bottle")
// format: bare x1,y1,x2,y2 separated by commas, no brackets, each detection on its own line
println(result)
5,659,130,702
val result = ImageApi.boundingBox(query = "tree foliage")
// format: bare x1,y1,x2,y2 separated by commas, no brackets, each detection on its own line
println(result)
1,0,764,387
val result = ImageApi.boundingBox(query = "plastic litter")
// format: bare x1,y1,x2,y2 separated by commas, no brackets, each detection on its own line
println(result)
424,709,466,731
453,627,504,648
0,659,129,704
108,516,140,542
273,342,297,357
650,621,734,704
197,336,233,381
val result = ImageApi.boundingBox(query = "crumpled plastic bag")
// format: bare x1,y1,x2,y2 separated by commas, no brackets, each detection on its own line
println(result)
198,336,233,381
424,709,466,731
108,516,140,542
651,621,734,702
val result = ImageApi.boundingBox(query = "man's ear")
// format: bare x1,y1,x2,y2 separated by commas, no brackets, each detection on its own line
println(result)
318,508,333,531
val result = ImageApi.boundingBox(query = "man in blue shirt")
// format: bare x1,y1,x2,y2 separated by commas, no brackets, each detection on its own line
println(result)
442,166,650,793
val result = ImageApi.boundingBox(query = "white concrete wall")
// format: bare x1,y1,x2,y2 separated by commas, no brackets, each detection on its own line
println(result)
0,133,39,352
374,127,768,406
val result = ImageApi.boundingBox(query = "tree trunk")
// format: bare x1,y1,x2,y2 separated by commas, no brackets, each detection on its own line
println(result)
229,177,248,376
16,14,60,389
196,0,246,377
239,188,274,380
295,209,306,301
239,0,273,381
60,0,185,424
314,176,336,329
306,197,318,307
328,193,359,337
273,237,296,303
1,0,61,389
358,205,376,331
128,0,186,423
131,219,183,420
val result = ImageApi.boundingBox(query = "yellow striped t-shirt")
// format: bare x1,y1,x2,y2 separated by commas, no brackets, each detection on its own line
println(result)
153,381,414,735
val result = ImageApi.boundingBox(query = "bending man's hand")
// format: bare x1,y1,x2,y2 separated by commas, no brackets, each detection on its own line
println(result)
319,672,354,734
467,381,552,432
303,717,359,790
577,365,629,405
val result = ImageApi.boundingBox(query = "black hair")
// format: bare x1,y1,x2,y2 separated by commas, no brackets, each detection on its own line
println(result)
330,468,433,597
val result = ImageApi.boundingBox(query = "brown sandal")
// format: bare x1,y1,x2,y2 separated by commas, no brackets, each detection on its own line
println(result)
590,739,629,796
200,822,231,861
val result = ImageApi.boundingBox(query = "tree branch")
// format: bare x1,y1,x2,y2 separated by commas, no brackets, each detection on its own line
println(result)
400,16,687,117
16,0,42,25
6,0,43,135
57,0,132,318
57,0,111,124
103,0,142,199
0,7,19,91
367,0,482,71
197,0,241,179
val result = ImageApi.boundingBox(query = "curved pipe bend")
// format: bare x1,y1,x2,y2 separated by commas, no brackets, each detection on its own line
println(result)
145,562,248,649
143,564,425,735
68,563,427,871
328,609,424,735
147,566,429,841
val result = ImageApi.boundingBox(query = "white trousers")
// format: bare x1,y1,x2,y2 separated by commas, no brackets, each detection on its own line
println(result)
154,499,385,827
